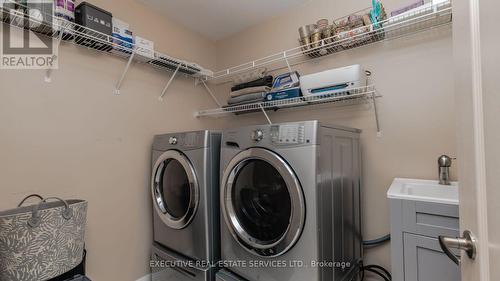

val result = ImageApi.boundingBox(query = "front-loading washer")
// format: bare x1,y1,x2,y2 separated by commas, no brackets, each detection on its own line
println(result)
215,269,247,281
219,121,362,281
151,130,221,266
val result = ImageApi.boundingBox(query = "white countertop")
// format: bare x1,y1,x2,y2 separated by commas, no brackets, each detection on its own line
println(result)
387,178,459,205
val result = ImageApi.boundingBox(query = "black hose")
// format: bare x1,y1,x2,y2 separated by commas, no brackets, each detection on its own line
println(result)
363,234,391,246
365,268,390,281
364,265,392,279
359,262,392,281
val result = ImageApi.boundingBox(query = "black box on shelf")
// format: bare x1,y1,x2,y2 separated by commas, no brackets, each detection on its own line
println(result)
74,1,112,51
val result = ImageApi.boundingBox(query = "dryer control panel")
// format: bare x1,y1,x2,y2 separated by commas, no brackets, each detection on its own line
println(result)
270,124,306,145
153,131,209,151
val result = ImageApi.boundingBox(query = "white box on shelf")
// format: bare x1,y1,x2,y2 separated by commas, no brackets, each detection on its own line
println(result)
300,64,367,97
111,18,134,55
134,35,155,61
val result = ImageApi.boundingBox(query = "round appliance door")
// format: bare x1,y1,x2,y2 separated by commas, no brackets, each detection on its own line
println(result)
221,148,305,257
152,150,199,230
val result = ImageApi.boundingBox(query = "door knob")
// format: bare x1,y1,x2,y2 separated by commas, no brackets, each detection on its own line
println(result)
438,230,477,265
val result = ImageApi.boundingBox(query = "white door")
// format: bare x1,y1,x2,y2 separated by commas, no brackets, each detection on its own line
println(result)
447,0,500,280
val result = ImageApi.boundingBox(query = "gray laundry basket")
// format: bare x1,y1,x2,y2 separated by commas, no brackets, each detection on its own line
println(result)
0,194,88,281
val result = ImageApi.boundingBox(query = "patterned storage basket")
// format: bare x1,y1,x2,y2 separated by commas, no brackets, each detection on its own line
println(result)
0,195,88,281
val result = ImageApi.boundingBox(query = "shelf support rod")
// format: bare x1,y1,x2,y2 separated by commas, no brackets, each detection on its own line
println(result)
371,90,382,136
114,52,136,95
283,52,292,73
45,31,64,83
159,63,182,101
200,79,222,107
259,104,272,125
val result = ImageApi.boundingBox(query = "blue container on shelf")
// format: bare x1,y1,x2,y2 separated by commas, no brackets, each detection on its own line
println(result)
265,87,302,102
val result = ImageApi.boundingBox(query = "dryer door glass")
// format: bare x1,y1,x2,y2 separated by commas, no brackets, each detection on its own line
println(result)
160,159,190,219
232,159,291,243
152,150,199,230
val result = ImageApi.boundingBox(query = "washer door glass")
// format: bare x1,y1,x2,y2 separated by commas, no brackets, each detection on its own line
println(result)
233,159,291,243
222,148,305,257
152,150,199,229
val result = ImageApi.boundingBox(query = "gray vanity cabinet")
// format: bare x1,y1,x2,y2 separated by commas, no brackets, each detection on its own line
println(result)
403,233,461,281
390,199,460,281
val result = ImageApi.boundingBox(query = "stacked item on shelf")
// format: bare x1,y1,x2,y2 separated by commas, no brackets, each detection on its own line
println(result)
385,0,452,38
134,36,155,62
298,0,387,58
54,0,76,40
111,17,134,56
74,2,113,51
391,0,425,17
1,0,76,40
222,69,273,113
300,64,368,99
265,71,302,109
226,75,273,106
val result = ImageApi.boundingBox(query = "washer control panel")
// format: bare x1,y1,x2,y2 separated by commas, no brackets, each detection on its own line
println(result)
270,124,305,145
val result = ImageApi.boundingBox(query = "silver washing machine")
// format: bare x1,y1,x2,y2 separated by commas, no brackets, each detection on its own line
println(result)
151,130,221,280
220,121,362,281
215,269,247,281
151,242,214,281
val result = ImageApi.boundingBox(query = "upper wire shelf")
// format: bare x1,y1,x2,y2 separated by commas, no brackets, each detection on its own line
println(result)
0,0,212,78
208,0,452,84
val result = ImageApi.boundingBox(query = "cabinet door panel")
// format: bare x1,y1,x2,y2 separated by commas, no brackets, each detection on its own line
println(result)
403,233,461,281
402,201,459,238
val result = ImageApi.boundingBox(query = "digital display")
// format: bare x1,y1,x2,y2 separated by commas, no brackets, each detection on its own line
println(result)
271,124,305,144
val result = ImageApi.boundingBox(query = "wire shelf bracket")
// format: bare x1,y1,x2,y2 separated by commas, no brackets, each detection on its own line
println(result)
114,52,136,95
283,51,292,73
200,79,222,107
158,64,181,101
44,31,64,83
371,90,382,136
259,103,273,125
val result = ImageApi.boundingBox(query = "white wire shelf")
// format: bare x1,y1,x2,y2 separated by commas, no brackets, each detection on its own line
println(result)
0,0,212,78
209,0,452,84
196,85,379,117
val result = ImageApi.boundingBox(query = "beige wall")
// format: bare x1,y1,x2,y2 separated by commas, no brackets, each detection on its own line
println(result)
0,0,217,280
213,0,457,272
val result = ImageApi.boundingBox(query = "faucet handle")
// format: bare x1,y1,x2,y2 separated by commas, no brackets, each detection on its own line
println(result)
438,155,454,167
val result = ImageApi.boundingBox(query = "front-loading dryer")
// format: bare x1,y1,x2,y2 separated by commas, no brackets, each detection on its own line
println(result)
151,130,221,265
220,121,362,281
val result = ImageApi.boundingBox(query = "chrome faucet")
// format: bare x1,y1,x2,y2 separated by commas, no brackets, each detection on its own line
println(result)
438,155,453,185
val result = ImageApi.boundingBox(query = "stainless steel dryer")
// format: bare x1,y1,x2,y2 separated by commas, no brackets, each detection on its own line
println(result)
220,121,362,281
151,130,221,265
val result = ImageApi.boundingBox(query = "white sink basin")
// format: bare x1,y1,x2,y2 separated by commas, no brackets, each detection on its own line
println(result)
387,178,459,205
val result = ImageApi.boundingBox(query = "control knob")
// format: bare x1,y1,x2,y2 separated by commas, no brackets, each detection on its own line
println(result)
169,137,178,145
252,130,264,142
